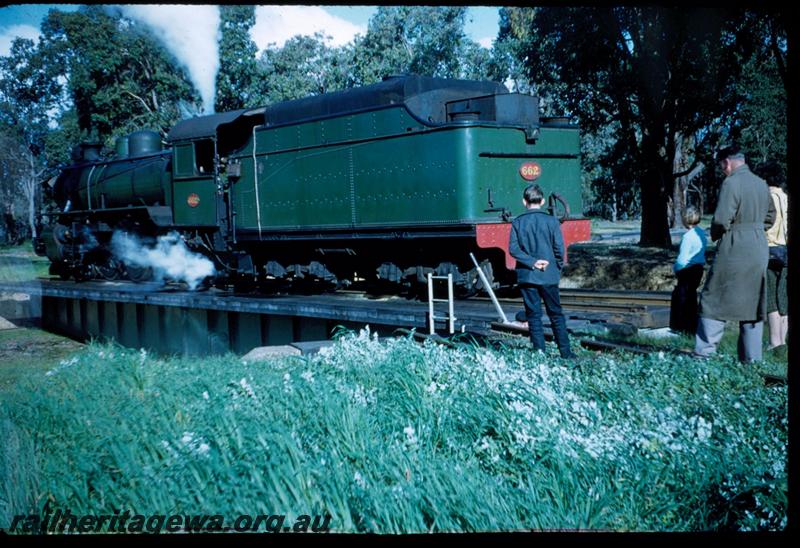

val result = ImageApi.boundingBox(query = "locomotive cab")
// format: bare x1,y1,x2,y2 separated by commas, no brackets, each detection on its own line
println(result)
167,108,265,232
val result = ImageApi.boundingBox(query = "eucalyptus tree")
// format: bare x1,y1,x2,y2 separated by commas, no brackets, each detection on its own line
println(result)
215,5,262,111
0,36,64,239
350,6,485,85
40,5,200,144
257,33,352,104
505,6,769,246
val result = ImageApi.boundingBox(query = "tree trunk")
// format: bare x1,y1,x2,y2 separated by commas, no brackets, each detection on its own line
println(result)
638,146,673,248
28,181,36,239
610,193,618,223
24,149,41,240
639,180,671,247
638,130,673,247
671,136,688,229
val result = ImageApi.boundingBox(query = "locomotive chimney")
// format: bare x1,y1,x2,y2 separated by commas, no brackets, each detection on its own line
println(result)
79,142,103,162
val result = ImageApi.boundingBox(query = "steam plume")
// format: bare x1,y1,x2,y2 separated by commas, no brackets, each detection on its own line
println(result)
111,231,215,290
116,5,220,113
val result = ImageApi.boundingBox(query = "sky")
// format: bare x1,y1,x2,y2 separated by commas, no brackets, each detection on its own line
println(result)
0,4,500,112
0,5,500,55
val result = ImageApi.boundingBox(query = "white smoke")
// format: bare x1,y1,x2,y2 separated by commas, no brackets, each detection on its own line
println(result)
251,6,366,52
116,5,220,114
111,231,215,290
105,5,366,113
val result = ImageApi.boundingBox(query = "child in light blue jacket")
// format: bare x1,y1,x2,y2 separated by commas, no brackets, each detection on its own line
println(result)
670,207,707,334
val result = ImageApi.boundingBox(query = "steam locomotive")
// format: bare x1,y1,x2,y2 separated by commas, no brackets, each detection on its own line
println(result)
34,74,590,292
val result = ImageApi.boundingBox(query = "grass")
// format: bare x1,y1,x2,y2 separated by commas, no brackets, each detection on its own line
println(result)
589,218,642,235
0,234,788,532
0,328,83,398
588,214,715,235
0,328,787,533
0,242,51,283
625,323,788,372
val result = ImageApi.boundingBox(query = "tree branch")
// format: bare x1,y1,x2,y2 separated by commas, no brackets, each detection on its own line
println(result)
673,160,704,181
122,89,153,113
769,19,787,92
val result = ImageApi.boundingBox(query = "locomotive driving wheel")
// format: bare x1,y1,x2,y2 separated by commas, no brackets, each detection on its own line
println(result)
124,263,153,282
95,257,123,281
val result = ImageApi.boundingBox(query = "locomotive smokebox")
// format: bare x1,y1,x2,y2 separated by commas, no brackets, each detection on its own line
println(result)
72,143,103,162
128,130,162,157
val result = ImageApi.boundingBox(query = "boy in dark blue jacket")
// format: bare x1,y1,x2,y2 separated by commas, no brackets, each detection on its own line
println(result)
509,184,575,359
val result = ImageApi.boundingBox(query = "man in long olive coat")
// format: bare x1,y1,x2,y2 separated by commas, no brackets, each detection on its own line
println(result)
695,145,776,362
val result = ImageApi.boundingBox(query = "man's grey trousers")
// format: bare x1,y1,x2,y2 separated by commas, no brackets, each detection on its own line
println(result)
694,316,763,362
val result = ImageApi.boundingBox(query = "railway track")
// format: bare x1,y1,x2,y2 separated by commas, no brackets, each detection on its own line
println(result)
474,288,672,329
479,288,671,311
2,279,784,385
5,279,672,332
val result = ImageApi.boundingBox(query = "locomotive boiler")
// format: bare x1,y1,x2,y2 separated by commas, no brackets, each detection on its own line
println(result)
35,74,590,292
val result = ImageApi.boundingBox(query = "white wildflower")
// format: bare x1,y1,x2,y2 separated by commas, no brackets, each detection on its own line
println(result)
178,432,211,457
160,440,178,459
239,377,256,398
300,370,315,383
351,384,372,406
353,471,367,488
404,426,418,447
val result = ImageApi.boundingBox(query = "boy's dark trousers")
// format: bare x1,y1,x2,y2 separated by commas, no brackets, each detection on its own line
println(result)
519,283,574,358
670,264,704,335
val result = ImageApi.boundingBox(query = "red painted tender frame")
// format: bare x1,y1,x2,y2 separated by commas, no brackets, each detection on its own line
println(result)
475,219,591,271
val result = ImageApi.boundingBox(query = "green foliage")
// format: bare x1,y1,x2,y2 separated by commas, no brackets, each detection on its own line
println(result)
43,110,81,168
40,6,200,144
734,55,786,173
257,33,353,104
251,7,493,106
215,5,261,111
0,37,63,148
1,330,787,532
517,7,745,243
0,35,66,239
350,6,489,85
502,7,786,237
